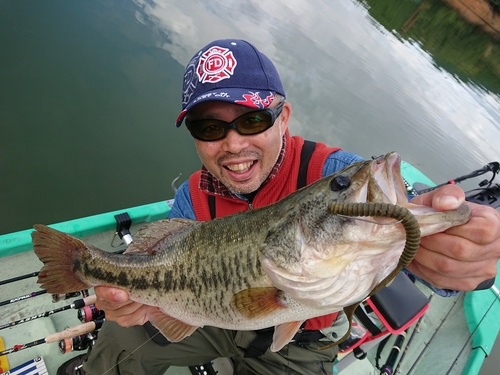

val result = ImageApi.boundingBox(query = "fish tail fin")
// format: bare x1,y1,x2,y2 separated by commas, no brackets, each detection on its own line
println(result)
32,224,92,294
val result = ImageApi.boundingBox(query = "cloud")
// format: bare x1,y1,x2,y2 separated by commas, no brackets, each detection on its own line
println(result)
133,0,500,171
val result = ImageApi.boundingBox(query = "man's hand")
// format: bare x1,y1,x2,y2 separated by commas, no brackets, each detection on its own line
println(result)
94,286,151,327
406,185,500,291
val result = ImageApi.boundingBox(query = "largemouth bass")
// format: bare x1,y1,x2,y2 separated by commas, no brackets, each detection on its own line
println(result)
32,152,471,351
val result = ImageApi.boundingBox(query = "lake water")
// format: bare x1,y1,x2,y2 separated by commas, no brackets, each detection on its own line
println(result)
1,0,499,372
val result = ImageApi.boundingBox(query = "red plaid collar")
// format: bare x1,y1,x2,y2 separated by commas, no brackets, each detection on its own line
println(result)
199,134,287,198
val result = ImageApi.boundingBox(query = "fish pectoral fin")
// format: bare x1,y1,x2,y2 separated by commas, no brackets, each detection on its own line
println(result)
147,307,198,342
270,321,303,352
231,287,287,319
124,218,198,255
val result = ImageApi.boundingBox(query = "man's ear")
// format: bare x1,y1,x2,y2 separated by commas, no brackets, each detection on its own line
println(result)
279,102,292,132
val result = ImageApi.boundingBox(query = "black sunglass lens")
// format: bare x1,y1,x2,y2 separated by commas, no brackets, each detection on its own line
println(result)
236,111,273,135
192,121,226,140
187,103,282,141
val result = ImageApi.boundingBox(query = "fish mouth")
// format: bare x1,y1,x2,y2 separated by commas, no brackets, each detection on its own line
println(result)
350,152,471,235
371,152,409,207
348,152,409,207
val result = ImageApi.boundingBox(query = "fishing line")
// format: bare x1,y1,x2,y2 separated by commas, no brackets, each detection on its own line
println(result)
101,329,162,375
406,293,461,375
171,173,182,193
445,285,500,375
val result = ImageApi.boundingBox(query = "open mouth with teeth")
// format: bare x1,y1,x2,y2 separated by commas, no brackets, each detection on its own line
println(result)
224,161,256,174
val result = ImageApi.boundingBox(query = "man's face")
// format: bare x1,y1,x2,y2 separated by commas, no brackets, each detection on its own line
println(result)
186,100,291,194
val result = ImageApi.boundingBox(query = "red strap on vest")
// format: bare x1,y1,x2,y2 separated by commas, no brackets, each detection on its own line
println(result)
304,312,339,331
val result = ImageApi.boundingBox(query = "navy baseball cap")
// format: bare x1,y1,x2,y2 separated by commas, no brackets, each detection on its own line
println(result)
175,39,286,127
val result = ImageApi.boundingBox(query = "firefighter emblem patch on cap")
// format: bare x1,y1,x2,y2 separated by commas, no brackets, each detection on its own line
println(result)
196,46,237,83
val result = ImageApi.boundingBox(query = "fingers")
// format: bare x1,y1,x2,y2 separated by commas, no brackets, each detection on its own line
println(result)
407,205,500,291
93,286,150,327
418,202,500,262
444,203,500,246
104,303,151,327
406,258,494,291
407,184,500,291
410,185,465,211
94,286,130,309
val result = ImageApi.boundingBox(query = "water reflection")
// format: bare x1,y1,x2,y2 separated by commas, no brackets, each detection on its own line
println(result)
360,0,500,92
134,0,499,179
1,0,499,234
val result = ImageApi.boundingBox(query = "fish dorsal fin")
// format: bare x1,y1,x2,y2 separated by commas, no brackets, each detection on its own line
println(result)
231,287,287,319
147,307,198,342
270,321,303,352
123,218,197,255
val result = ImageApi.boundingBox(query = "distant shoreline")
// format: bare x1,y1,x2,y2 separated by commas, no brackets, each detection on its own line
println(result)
442,0,500,36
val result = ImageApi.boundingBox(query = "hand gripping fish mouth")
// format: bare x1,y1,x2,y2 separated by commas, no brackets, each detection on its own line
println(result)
259,152,471,347
31,152,471,353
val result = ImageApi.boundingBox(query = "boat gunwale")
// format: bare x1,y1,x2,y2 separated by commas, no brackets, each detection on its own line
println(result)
0,200,172,257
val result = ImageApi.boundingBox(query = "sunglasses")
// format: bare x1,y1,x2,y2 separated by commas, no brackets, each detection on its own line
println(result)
185,101,285,142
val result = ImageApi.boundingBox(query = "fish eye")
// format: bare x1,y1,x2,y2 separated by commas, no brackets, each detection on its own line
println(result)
330,175,351,191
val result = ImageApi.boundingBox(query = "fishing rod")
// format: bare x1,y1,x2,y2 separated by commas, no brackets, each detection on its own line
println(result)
0,290,82,308
379,331,407,375
0,319,105,356
0,290,47,307
394,294,434,373
416,161,499,194
0,295,97,331
465,182,500,209
0,271,39,286
59,330,99,354
78,301,103,323
445,285,500,375
378,293,435,374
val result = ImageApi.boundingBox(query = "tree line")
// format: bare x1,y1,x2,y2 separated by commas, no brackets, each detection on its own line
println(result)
357,0,500,93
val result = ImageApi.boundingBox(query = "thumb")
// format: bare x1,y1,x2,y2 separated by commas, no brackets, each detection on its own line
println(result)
410,184,465,211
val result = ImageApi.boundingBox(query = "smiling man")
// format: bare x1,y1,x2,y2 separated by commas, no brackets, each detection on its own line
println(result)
58,39,500,375
185,99,287,195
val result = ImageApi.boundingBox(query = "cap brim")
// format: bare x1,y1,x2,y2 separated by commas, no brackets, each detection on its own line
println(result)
175,88,278,127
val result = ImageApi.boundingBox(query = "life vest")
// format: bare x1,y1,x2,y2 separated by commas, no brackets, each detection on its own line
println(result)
189,134,341,331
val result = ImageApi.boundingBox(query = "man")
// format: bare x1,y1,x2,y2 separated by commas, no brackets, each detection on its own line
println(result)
62,39,500,375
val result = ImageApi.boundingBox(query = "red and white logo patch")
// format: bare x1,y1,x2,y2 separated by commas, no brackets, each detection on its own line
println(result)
196,46,237,83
